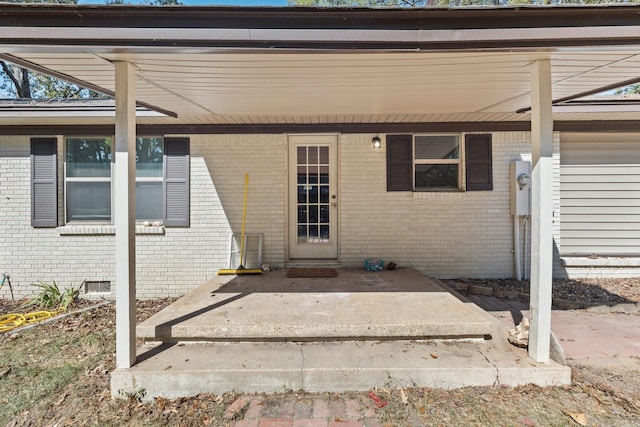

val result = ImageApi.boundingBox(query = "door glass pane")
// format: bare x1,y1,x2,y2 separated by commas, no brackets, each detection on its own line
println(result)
297,186,307,203
309,185,318,203
309,225,319,241
308,146,318,164
297,166,307,184
297,225,307,243
308,166,318,184
320,205,329,223
320,186,329,203
309,205,318,223
319,147,329,164
297,205,307,223
320,166,329,184
297,146,306,164
296,144,331,245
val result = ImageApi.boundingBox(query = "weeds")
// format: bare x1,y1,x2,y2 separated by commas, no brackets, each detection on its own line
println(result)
22,281,81,311
118,387,147,404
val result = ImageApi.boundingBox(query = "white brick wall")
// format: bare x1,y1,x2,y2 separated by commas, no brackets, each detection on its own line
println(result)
338,132,562,279
1,130,567,300
0,134,286,300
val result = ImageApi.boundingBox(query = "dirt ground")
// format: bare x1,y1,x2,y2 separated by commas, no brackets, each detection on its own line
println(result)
1,279,640,427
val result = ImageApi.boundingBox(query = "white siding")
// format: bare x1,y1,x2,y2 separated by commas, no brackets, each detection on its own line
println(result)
560,133,640,256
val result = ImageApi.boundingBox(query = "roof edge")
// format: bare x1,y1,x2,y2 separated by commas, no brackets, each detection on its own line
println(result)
0,3,639,30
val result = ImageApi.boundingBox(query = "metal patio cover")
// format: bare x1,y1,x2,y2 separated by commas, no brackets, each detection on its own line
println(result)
0,4,640,124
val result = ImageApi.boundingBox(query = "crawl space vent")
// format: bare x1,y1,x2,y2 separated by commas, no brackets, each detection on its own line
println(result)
85,280,111,294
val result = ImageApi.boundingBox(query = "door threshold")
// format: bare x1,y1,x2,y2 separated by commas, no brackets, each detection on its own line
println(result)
285,259,341,268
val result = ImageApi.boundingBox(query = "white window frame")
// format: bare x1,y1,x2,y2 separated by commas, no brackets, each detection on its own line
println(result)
134,136,164,222
64,136,114,224
64,136,164,224
412,133,462,190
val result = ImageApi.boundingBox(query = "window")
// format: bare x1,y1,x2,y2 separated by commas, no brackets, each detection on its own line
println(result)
413,134,460,190
31,136,190,227
65,137,112,222
135,137,164,220
65,136,176,223
386,133,492,192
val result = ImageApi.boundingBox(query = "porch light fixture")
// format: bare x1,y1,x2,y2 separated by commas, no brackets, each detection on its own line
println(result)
371,136,382,150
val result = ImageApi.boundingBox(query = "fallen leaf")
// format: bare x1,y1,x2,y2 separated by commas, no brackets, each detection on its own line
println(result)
430,353,438,359
521,417,536,426
418,405,426,414
55,392,68,406
565,411,587,426
368,391,388,409
155,397,167,412
399,387,409,405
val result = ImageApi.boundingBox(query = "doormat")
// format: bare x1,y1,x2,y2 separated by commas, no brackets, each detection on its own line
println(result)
286,268,339,278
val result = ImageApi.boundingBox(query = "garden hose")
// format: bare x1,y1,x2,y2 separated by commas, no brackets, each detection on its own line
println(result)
0,308,65,333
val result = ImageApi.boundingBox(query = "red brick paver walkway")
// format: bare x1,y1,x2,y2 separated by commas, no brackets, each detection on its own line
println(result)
227,395,383,427
226,293,639,426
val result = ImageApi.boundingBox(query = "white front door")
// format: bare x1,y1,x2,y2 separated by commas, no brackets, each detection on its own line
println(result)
288,135,338,259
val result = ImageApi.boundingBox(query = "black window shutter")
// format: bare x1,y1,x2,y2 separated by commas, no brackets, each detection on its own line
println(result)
31,138,58,227
163,137,190,227
465,134,493,191
386,134,412,191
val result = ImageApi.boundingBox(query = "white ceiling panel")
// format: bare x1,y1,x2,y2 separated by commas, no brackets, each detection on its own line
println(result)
6,48,640,122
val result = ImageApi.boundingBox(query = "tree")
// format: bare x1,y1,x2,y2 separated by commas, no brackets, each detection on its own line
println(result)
0,61,106,99
617,85,640,95
0,0,99,99
0,62,31,98
0,0,181,99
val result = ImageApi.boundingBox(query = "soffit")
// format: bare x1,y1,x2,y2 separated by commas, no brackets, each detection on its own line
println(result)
5,49,640,123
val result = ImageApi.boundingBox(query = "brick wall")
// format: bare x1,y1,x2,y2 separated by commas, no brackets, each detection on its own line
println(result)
338,132,561,279
0,134,286,300
1,131,563,300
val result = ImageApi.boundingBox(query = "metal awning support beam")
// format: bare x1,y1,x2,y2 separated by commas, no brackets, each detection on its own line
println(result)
529,58,554,363
114,61,137,369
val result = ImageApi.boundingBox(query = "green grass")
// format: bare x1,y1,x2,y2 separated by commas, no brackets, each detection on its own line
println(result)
0,309,115,425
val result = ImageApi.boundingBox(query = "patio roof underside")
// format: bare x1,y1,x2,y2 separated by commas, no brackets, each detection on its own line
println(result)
1,5,640,126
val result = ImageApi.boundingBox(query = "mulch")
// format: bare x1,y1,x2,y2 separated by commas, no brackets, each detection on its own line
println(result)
450,277,640,306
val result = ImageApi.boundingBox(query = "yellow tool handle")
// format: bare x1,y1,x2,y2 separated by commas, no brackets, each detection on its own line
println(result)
239,173,249,267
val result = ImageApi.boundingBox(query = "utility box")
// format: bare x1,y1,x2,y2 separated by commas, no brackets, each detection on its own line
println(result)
510,161,531,216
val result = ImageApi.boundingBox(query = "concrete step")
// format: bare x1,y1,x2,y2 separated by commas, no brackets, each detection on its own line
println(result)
137,269,495,342
111,339,571,400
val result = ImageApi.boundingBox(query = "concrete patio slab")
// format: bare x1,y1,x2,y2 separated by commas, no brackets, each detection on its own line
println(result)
138,268,495,341
114,268,571,399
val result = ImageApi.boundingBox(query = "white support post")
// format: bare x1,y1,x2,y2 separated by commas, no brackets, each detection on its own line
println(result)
114,61,137,369
529,59,554,363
